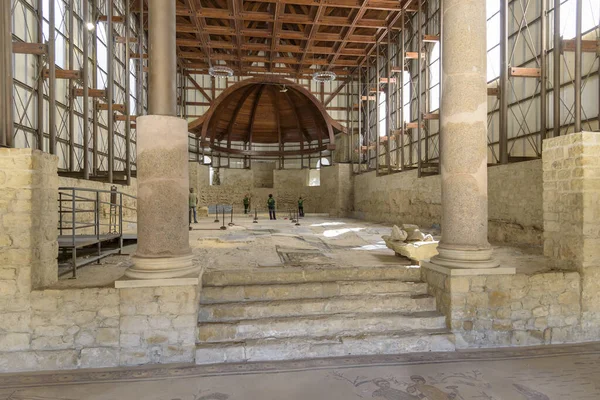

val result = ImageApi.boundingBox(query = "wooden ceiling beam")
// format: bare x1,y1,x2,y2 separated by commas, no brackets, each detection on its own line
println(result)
228,0,244,69
246,85,266,144
185,0,215,67
327,0,370,68
297,1,328,73
269,2,283,72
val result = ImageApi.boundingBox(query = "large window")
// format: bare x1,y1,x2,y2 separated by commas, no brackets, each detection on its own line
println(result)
42,0,66,69
401,71,411,123
378,92,387,137
486,0,501,82
429,42,440,111
560,0,599,39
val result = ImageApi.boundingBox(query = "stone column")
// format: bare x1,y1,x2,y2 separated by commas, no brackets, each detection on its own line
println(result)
124,0,198,279
429,0,498,269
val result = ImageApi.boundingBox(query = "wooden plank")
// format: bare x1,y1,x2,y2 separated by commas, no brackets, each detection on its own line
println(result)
361,95,376,101
423,35,440,42
391,66,407,73
99,15,124,23
405,52,425,59
114,115,137,122
379,77,397,83
43,68,81,79
98,103,126,113
561,39,599,54
74,88,106,97
115,36,138,43
423,113,439,120
12,42,47,55
509,67,541,78
488,87,500,97
406,122,424,129
130,53,148,59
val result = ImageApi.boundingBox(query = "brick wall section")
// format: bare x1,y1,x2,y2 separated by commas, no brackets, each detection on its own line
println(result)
422,268,583,347
352,161,543,245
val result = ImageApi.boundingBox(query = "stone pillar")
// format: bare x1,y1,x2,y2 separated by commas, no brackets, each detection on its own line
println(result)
429,0,498,269
542,132,600,338
123,0,199,280
147,0,177,116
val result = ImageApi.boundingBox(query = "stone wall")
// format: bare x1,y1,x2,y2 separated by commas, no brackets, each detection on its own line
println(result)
189,163,338,215
0,283,200,372
353,160,543,245
542,132,600,336
119,285,199,365
422,267,586,348
58,176,138,235
0,148,58,291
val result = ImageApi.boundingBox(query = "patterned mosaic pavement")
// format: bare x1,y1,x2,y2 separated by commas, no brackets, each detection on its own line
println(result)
1,343,600,399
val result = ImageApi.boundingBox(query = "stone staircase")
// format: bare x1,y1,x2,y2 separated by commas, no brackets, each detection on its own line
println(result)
195,265,455,364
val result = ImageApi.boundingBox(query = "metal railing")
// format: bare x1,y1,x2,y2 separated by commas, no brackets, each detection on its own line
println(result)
57,186,137,278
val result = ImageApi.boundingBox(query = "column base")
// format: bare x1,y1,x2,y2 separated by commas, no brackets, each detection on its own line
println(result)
125,254,201,279
429,246,499,269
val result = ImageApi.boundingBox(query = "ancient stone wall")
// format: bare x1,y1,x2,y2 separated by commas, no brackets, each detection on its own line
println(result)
422,268,584,348
189,163,335,215
542,132,600,337
353,160,543,245
0,284,199,372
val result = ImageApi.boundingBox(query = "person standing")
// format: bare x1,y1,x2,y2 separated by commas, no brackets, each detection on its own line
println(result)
189,188,198,224
298,196,304,217
243,194,250,214
267,194,276,220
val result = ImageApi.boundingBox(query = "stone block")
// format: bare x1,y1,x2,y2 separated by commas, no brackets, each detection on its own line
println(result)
80,347,119,368
121,316,149,333
96,328,119,346
0,333,30,351
120,334,141,348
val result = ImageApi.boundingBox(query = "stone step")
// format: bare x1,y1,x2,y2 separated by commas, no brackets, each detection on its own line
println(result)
202,265,421,287
195,329,455,364
199,293,436,322
198,311,446,342
200,280,428,304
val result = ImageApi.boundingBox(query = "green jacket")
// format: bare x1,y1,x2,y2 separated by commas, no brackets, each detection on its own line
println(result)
243,197,250,205
267,198,275,208
298,199,304,207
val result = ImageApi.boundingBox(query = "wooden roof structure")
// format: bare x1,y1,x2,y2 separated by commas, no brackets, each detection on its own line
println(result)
135,0,418,78
190,76,344,156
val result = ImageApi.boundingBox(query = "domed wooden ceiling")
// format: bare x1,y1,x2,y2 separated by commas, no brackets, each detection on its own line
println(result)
190,77,345,157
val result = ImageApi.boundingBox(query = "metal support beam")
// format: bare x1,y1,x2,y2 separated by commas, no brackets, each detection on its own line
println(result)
386,30,392,175
48,0,57,154
400,12,405,169
36,0,44,150
553,0,561,137
499,0,508,163
357,67,362,173
68,0,75,170
83,0,90,179
0,0,12,148
574,0,582,132
92,0,99,175
125,0,132,185
540,0,548,142
417,0,423,176
148,0,177,116
107,0,114,183
375,43,380,174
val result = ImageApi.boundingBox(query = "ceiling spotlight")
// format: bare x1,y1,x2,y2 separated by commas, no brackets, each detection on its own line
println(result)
208,65,234,78
312,70,336,83
279,85,288,93
85,22,95,31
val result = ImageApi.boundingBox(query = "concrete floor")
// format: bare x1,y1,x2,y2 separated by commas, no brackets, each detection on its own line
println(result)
1,343,599,399
54,214,551,289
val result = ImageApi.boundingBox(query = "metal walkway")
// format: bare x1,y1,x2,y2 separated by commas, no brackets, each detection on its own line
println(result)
58,187,137,278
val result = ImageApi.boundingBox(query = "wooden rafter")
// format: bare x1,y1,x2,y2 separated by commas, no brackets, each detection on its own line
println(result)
246,85,266,144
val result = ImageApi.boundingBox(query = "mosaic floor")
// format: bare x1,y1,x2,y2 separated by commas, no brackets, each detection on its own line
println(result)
2,343,600,399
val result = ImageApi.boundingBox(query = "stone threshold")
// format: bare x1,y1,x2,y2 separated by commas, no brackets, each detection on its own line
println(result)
115,274,200,288
421,261,516,276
